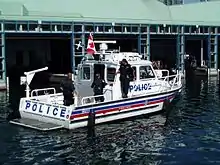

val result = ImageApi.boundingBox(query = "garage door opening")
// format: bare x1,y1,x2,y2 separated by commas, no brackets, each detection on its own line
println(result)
150,35,176,69
185,38,208,67
6,34,72,75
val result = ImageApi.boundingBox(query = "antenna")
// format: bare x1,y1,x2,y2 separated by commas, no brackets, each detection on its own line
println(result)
93,41,116,44
93,40,116,58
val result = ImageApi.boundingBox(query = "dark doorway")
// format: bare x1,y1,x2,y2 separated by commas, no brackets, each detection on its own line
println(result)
15,50,23,66
185,38,207,67
50,38,71,73
6,34,72,75
150,35,176,68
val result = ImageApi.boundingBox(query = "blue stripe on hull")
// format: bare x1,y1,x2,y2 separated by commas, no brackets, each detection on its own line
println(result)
72,93,175,115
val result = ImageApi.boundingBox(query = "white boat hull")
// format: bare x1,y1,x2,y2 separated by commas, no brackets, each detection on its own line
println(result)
16,87,180,130
68,89,178,129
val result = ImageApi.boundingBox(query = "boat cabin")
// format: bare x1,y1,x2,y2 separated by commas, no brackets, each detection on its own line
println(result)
75,51,162,105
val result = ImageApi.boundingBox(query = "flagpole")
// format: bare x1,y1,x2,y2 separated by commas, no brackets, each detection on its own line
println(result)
82,25,85,57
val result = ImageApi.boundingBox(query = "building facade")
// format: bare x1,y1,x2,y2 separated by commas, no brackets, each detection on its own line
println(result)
0,0,220,86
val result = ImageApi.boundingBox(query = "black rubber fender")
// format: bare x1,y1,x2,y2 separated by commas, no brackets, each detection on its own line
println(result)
163,99,173,122
162,99,170,111
87,109,96,128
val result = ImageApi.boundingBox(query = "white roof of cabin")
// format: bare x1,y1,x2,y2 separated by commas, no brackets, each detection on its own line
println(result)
128,60,152,66
82,59,152,66
82,51,152,67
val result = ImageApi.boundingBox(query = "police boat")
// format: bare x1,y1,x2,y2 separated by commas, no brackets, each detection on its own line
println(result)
9,41,182,131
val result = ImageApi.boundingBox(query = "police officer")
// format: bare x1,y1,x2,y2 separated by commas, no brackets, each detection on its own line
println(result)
60,72,76,106
118,59,134,98
91,73,107,102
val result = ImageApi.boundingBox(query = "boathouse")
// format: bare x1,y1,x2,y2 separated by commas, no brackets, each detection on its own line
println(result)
0,0,220,89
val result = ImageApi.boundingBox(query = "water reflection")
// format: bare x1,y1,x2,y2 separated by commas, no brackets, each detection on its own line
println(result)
1,76,220,164
185,75,208,99
2,113,168,165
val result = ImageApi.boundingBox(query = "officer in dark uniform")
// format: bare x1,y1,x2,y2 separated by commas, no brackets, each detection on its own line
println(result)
91,73,107,102
60,72,76,106
118,59,134,98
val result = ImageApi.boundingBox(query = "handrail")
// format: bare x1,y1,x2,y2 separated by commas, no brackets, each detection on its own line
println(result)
29,92,63,99
81,94,105,105
155,69,169,78
158,74,181,92
31,87,56,97
80,73,181,106
158,74,178,81
103,88,113,100
103,88,112,94
129,73,181,96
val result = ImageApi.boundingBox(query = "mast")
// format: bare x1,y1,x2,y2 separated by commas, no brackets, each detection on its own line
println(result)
94,40,116,60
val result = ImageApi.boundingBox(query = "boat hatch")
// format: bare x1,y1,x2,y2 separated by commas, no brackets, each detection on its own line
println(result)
9,118,64,131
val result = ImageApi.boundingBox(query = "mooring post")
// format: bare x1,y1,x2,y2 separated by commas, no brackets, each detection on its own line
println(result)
180,26,185,74
214,35,218,70
138,32,141,55
70,23,75,73
87,108,95,128
87,108,96,137
207,34,211,69
146,25,150,61
1,22,6,86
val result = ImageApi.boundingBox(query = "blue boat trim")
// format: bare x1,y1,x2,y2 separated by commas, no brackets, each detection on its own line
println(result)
72,92,175,116
70,105,159,124
75,88,179,110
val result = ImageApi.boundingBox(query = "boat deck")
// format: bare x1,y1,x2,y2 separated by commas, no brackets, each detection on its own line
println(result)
9,118,64,131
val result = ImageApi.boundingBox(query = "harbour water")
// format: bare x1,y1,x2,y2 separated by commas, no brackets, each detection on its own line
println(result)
0,76,220,165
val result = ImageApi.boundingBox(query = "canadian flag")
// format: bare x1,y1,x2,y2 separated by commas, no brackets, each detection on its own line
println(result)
86,32,96,55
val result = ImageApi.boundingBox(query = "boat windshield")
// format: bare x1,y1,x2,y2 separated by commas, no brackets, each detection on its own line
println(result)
139,65,155,79
107,68,116,82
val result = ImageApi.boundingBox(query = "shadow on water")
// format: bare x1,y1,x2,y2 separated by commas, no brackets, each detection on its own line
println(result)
1,74,220,164
185,74,209,99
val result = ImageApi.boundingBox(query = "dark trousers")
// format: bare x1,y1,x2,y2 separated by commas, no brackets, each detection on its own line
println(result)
120,78,130,98
94,93,104,102
64,95,74,106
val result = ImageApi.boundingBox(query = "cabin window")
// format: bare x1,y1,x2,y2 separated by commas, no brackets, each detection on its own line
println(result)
81,65,91,80
131,66,136,81
107,68,116,82
139,66,155,80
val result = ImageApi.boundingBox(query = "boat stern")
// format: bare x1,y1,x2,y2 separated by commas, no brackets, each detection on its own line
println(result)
14,97,73,130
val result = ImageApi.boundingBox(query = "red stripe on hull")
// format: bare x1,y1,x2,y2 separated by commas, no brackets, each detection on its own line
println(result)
70,103,146,119
70,95,175,120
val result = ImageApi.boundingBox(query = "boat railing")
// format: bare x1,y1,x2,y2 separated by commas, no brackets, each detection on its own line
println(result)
154,69,169,78
81,94,105,105
30,93,64,104
158,74,181,92
80,88,112,105
31,87,56,97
